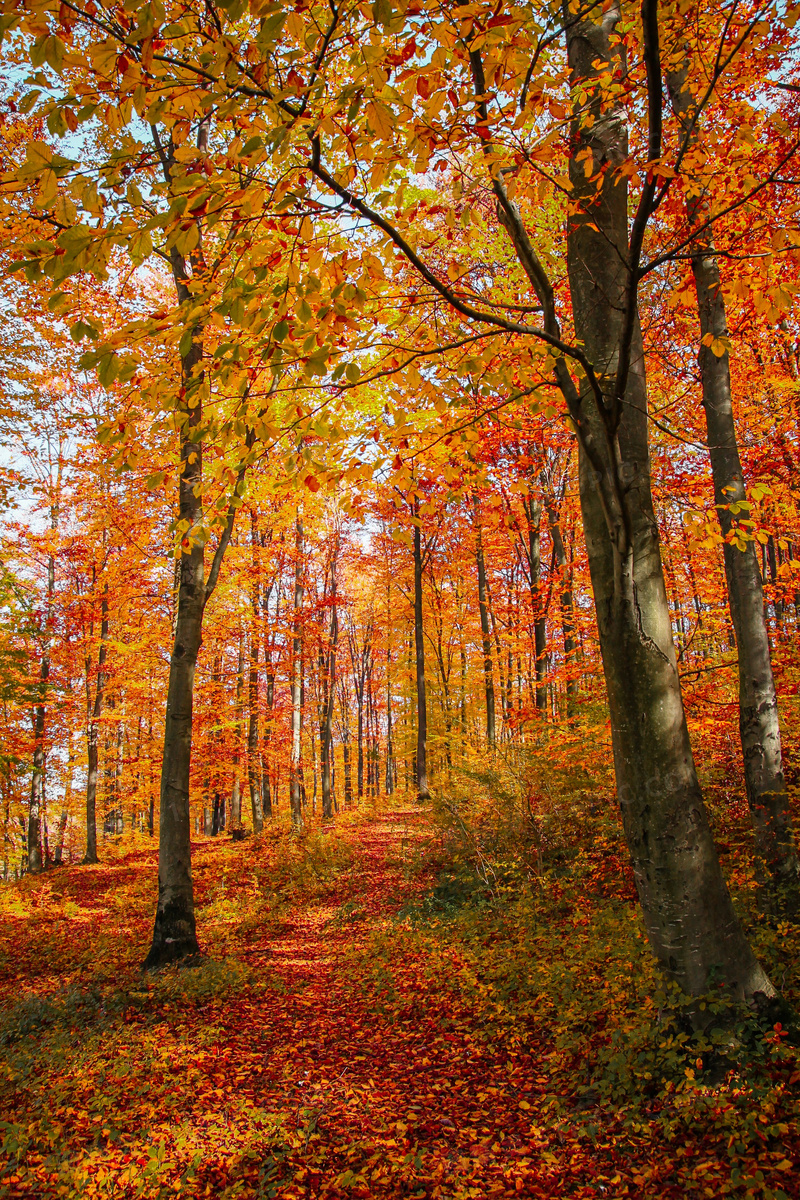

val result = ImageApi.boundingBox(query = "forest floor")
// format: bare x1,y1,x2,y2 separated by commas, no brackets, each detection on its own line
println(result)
1,803,799,1200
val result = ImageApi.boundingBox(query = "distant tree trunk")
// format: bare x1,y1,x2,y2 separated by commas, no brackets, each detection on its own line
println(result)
28,544,55,874
290,516,304,829
385,648,395,795
84,581,109,865
147,711,155,837
262,573,278,820
473,497,496,748
230,633,245,829
53,810,68,866
521,495,548,711
413,500,430,799
343,739,353,804
667,64,800,916
248,510,264,834
339,678,354,806
321,534,339,820
262,664,275,819
541,475,578,715
485,574,508,732
53,735,72,867
355,684,364,799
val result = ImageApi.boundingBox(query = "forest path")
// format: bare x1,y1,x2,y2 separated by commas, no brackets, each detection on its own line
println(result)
184,807,609,1199
0,807,673,1199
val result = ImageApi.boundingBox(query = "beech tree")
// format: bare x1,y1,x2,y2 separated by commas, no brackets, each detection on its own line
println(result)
1,0,798,1019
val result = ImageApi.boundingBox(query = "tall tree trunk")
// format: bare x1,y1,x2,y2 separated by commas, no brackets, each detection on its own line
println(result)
84,581,108,864
666,63,800,915
248,510,264,834
559,3,775,1006
473,497,496,748
412,500,430,799
321,534,339,820
144,318,205,966
290,516,304,829
146,119,249,966
28,542,55,875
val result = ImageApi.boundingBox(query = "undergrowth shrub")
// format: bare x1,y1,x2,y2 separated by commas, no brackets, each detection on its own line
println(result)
369,759,800,1181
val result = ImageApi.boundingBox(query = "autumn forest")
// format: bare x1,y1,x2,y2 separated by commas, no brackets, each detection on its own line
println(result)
0,0,799,1195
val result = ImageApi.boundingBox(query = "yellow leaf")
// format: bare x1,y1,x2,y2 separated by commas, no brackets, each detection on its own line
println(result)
366,101,393,142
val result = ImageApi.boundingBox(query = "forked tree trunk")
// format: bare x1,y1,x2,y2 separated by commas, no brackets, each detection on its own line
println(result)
666,61,800,916
561,2,775,1006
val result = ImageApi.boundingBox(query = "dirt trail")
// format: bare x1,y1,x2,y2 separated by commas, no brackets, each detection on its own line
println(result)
190,809,604,1198
0,809,674,1198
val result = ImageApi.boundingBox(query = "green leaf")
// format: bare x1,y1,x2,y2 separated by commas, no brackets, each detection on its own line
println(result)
46,106,67,137
96,353,119,387
372,0,393,26
240,136,263,156
24,141,52,171
257,11,287,48
179,327,195,358
31,34,65,73
19,90,41,115
129,229,153,266
70,321,98,343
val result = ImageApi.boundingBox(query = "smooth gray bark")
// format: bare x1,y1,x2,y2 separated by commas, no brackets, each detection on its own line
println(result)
559,2,774,1004
666,64,799,915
